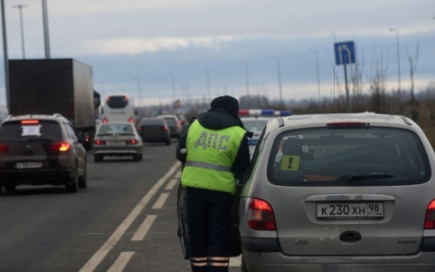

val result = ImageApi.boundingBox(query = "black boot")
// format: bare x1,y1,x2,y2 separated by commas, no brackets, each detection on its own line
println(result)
191,265,207,272
207,266,228,272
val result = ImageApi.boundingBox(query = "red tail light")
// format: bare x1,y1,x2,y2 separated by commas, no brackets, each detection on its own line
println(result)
247,198,276,230
137,126,142,131
424,200,435,229
126,139,138,145
94,139,106,145
163,125,169,131
51,142,71,152
0,144,8,153
128,116,134,123
103,117,109,123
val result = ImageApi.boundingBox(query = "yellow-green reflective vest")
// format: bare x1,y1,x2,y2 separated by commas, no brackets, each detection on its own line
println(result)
181,120,246,194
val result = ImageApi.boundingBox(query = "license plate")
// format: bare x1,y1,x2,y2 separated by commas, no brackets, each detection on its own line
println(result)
107,141,124,146
317,202,384,219
16,162,43,169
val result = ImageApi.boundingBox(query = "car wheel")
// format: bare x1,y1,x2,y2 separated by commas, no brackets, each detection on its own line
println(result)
66,164,79,193
4,185,16,192
165,139,171,145
78,161,87,189
94,154,102,162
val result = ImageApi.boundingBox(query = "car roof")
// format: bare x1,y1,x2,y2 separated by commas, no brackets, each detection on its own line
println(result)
265,112,415,132
156,114,178,118
100,121,134,126
2,113,70,123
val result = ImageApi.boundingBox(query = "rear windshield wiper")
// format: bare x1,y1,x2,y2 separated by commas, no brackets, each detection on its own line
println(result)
337,173,395,182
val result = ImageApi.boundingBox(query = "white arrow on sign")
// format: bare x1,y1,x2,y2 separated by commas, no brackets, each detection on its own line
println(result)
338,44,352,65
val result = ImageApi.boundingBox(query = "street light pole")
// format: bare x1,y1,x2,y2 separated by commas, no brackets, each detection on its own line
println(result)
134,77,142,116
1,0,10,108
42,0,50,58
241,62,250,96
202,68,210,100
169,72,175,106
310,49,321,101
389,28,401,92
272,56,283,106
13,4,27,59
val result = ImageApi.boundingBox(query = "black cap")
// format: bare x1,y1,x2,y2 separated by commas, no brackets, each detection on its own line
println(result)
210,95,239,117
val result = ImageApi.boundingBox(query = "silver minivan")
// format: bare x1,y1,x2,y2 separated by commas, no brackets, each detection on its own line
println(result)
239,112,435,271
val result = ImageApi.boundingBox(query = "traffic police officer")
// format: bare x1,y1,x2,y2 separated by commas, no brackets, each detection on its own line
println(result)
176,95,250,272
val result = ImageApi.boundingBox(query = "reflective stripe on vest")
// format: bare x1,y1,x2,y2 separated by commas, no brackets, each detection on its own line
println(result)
185,160,232,173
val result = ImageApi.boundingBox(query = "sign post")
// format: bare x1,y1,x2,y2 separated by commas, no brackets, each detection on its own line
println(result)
334,41,356,112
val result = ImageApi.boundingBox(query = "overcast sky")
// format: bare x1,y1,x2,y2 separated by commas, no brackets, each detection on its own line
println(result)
1,0,435,107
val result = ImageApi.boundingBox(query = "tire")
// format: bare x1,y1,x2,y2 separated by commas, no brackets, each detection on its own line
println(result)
78,161,87,189
66,164,79,193
4,185,16,192
165,139,171,146
94,154,102,162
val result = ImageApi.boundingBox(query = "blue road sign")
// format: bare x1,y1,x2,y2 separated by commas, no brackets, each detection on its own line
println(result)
334,41,355,65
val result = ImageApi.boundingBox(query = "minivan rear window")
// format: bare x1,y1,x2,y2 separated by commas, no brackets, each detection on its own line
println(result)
268,127,431,186
0,120,62,141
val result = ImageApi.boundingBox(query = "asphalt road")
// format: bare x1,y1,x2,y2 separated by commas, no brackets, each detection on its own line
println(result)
0,141,242,272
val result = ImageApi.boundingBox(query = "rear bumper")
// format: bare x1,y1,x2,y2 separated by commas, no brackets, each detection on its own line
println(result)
93,146,142,156
242,250,435,272
0,167,72,186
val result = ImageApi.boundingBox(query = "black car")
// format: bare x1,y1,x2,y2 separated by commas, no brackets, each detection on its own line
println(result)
138,117,171,145
0,114,87,193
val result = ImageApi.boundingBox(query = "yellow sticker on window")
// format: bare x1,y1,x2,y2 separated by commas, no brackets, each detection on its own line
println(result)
280,155,300,171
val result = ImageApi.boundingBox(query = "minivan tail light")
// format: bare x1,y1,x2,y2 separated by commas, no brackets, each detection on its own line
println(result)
247,198,276,231
0,144,8,153
128,116,134,123
51,142,71,152
424,200,435,229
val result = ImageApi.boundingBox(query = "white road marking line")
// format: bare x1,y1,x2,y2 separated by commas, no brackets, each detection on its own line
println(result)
174,171,181,178
152,192,169,209
79,162,181,272
107,251,135,272
131,215,157,241
230,256,241,267
165,178,179,190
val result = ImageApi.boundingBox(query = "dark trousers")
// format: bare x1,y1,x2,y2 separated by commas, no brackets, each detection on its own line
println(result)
186,187,234,271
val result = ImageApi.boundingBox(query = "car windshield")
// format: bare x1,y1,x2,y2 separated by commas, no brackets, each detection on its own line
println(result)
268,126,431,186
98,124,134,135
242,119,269,133
163,118,177,126
0,120,62,141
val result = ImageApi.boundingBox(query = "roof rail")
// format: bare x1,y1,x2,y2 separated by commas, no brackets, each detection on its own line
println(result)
399,115,413,126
